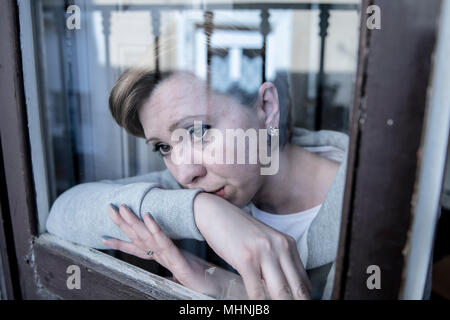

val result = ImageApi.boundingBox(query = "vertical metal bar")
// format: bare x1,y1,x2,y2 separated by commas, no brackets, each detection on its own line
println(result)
102,9,112,86
102,8,129,179
151,9,161,80
260,9,270,83
203,11,214,88
315,4,330,130
60,4,80,187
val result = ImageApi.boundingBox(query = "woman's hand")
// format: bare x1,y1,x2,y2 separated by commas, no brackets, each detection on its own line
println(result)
101,205,203,291
101,204,245,298
194,193,312,300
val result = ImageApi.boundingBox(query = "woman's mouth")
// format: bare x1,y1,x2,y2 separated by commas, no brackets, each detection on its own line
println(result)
211,187,226,197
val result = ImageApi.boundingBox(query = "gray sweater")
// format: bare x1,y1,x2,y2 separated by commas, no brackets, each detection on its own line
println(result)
46,127,348,300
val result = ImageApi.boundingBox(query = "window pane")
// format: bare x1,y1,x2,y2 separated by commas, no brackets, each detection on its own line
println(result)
31,0,361,299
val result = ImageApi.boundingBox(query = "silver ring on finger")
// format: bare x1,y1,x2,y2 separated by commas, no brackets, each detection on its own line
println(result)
146,249,154,256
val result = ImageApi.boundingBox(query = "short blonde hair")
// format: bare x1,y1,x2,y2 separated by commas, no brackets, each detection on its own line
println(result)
109,68,169,138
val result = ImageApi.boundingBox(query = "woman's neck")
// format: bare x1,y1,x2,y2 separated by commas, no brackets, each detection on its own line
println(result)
252,144,339,214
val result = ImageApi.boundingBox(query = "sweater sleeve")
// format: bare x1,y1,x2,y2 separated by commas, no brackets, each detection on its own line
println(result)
45,170,205,249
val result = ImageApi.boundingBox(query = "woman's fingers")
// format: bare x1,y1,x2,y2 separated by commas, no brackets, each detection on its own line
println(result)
270,235,310,300
108,205,141,245
260,255,293,300
283,237,312,299
143,213,176,252
279,250,310,299
118,205,155,244
107,205,182,269
278,255,306,299
238,263,267,300
235,233,309,300
143,213,189,273
101,237,153,260
108,205,156,253
107,205,190,280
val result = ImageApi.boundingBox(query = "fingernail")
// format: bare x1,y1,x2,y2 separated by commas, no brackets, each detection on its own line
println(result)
109,203,119,211
120,204,132,212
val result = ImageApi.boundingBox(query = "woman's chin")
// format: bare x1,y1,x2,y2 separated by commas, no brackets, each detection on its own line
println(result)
227,194,252,208
215,187,253,207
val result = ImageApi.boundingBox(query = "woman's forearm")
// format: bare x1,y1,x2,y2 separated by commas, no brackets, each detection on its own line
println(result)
46,181,204,248
192,192,310,300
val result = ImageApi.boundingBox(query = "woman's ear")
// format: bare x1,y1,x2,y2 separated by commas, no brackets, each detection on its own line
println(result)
257,82,280,129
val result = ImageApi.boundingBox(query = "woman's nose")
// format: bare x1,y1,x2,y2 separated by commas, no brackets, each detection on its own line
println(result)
174,163,207,187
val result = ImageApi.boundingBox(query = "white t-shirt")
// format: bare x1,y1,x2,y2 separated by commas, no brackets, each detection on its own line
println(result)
250,203,321,266
249,145,339,266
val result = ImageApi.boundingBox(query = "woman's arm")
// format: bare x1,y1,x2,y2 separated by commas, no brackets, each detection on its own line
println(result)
47,170,312,300
102,204,250,299
45,169,205,248
193,193,312,300
104,200,311,300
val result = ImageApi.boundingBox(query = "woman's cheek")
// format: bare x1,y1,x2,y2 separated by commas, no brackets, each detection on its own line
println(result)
228,165,262,203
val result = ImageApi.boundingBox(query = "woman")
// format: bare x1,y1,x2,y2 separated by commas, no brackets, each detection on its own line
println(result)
46,68,348,300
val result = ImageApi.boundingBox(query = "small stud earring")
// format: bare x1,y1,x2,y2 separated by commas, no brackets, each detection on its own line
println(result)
269,126,279,136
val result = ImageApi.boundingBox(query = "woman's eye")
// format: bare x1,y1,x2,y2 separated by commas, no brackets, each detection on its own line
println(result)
153,143,171,156
188,124,211,141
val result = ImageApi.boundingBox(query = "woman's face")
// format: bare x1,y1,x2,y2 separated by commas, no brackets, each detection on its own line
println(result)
138,73,268,207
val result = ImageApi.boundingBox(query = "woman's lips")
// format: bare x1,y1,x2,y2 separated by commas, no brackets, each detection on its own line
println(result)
211,187,226,197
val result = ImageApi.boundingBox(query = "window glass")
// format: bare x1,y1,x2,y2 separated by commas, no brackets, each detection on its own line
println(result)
32,0,361,299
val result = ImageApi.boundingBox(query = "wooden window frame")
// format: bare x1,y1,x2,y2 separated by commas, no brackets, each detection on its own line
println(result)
333,0,443,300
0,0,443,300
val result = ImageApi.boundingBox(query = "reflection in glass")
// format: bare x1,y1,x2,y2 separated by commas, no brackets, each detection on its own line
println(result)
32,0,361,299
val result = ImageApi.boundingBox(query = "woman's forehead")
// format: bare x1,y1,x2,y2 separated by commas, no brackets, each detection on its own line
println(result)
140,75,232,141
149,74,211,111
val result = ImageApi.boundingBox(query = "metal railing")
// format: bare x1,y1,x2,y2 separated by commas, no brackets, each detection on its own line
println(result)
44,1,360,130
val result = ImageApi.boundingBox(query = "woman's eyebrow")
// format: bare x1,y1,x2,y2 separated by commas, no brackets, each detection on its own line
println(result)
145,114,208,144
145,137,158,144
168,114,207,132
